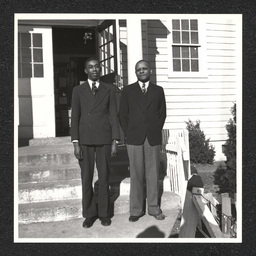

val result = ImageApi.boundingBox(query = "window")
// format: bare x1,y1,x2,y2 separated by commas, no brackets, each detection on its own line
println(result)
98,23,115,76
169,18,206,77
172,19,199,72
18,32,44,78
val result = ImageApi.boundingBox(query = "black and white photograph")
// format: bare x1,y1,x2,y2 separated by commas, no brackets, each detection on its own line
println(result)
14,13,242,243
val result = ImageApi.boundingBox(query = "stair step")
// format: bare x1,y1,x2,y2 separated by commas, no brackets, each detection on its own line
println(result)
19,147,77,166
18,176,173,205
29,136,71,146
19,144,129,166
18,176,132,204
18,164,81,183
18,191,181,224
18,179,83,203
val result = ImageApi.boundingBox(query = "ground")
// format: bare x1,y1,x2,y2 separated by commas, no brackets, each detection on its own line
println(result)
194,161,223,199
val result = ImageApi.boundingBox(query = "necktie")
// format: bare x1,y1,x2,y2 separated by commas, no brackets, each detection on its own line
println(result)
141,83,146,94
92,82,98,95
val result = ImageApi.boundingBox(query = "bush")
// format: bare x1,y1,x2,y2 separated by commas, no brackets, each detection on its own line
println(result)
185,120,215,164
213,103,236,197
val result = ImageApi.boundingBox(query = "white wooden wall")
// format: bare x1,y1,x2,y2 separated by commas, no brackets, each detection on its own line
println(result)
119,16,241,160
142,16,241,160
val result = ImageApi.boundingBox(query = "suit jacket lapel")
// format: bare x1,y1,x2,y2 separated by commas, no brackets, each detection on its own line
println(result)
90,82,109,112
131,82,145,112
146,82,156,109
81,81,95,108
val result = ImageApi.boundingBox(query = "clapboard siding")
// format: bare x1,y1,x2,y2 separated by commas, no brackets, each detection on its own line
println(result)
144,18,239,160
164,88,236,96
118,17,240,160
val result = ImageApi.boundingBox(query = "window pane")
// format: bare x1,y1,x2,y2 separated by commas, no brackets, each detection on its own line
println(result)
191,60,199,71
191,47,198,58
33,33,42,47
182,59,190,71
22,63,32,77
20,33,31,47
191,32,198,44
33,49,43,62
190,20,198,30
173,31,180,43
182,31,189,44
21,48,31,63
182,47,189,58
181,20,189,30
173,59,181,71
172,46,180,58
34,64,44,77
172,20,180,30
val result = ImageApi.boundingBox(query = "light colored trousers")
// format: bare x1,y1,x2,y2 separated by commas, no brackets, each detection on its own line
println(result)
127,138,162,216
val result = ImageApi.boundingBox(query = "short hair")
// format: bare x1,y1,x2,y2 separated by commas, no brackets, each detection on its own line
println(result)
135,60,151,70
84,57,100,69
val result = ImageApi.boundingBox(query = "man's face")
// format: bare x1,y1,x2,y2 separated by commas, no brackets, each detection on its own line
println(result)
135,61,151,82
84,59,101,81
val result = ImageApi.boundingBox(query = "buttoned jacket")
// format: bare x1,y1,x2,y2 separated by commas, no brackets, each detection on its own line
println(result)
71,81,120,145
119,82,166,146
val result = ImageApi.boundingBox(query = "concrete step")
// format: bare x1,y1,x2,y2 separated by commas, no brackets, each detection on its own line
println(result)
18,174,172,204
18,176,131,204
18,144,77,166
19,144,129,167
18,208,181,239
18,164,81,183
29,136,71,146
18,190,181,224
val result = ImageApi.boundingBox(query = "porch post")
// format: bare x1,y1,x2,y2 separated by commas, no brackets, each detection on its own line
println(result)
126,17,143,84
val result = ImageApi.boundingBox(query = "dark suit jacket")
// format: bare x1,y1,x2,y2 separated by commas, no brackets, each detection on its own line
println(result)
119,82,166,146
71,81,120,145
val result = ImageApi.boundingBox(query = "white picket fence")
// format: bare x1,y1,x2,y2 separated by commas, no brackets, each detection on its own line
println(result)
161,129,191,208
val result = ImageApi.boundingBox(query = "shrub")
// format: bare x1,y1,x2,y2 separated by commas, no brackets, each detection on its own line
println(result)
213,103,236,197
185,120,215,164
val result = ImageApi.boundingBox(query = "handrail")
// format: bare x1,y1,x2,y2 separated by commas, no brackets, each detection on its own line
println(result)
161,129,191,208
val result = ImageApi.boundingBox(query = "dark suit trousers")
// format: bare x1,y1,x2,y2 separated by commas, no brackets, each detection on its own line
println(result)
127,138,162,216
79,144,111,218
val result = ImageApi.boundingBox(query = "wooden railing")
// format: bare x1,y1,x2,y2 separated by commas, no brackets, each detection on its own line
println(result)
178,187,236,238
161,129,191,208
161,129,236,238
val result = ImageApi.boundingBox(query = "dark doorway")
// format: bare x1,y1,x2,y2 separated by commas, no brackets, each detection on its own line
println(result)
52,27,96,136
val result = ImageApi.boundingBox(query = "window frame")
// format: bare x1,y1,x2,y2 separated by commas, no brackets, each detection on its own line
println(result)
168,18,208,78
18,32,44,78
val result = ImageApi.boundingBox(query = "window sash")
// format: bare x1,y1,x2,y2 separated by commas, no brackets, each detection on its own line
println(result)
18,32,44,78
171,19,200,73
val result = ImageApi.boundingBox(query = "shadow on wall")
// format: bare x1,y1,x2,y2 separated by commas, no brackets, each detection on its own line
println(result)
142,20,170,85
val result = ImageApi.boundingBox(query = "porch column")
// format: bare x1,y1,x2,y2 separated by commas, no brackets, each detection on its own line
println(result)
126,18,143,84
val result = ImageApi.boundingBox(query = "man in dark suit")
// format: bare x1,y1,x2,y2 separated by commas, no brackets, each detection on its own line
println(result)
71,57,120,228
119,60,166,222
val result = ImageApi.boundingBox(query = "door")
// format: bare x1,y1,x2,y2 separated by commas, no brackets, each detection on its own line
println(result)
97,20,119,84
18,25,55,143
97,20,125,143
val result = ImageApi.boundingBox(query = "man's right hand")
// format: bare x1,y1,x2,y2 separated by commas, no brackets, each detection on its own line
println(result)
73,142,83,160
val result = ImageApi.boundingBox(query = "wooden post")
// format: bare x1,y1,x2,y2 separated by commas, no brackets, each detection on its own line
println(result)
179,188,200,238
221,193,232,237
192,188,224,238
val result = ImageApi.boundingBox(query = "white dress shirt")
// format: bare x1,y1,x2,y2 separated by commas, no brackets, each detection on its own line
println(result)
138,81,149,93
88,79,99,89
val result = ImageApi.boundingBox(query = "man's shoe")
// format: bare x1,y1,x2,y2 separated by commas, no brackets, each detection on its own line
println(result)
82,216,98,228
100,217,111,226
129,216,140,222
152,213,165,220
